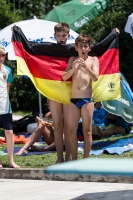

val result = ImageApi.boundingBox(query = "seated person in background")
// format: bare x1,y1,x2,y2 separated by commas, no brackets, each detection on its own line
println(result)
93,102,106,126
92,102,106,140
16,98,62,155
16,117,56,155
16,117,85,155
96,112,131,138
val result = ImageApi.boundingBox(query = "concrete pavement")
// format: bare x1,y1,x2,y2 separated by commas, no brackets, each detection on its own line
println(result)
0,179,133,200
0,115,132,199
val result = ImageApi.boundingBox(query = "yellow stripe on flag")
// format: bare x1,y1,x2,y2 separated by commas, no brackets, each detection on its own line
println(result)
92,73,121,102
16,56,72,104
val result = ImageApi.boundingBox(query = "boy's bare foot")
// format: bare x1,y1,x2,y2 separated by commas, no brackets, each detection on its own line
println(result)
9,162,20,168
65,156,71,162
0,160,3,168
55,158,64,164
65,158,71,162
15,148,28,155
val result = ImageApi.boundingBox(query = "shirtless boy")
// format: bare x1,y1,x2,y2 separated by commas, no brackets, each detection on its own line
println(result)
49,23,71,163
62,34,99,160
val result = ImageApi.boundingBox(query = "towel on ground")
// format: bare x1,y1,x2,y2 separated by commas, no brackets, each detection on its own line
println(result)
90,137,133,155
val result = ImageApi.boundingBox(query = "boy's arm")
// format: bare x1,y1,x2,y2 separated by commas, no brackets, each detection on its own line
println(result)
85,57,99,82
62,57,76,81
7,68,13,94
7,82,11,94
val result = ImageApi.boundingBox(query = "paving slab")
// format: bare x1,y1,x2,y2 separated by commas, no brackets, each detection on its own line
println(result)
0,179,133,200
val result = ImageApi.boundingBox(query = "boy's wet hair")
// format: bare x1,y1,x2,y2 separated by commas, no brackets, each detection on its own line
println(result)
75,34,93,46
0,47,5,54
54,22,70,33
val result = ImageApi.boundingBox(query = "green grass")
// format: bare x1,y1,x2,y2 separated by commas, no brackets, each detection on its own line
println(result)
0,132,133,168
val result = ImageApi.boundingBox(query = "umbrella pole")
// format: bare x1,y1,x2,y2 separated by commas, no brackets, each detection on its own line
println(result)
38,92,43,118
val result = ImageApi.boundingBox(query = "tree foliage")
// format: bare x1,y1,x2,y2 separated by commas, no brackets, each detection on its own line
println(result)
0,0,22,29
1,0,133,111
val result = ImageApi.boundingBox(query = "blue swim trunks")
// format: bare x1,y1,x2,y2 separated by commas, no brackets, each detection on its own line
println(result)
70,98,94,109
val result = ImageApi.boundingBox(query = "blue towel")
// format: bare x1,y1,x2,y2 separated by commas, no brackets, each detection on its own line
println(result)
4,146,55,156
90,137,133,155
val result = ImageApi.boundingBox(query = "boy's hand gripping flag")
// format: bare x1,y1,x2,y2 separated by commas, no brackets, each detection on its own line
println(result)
12,26,120,103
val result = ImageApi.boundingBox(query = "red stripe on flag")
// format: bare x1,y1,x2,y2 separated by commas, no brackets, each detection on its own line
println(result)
13,41,119,81
13,41,69,81
98,49,119,75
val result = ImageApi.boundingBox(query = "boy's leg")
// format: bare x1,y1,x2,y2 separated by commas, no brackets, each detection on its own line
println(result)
68,103,80,160
81,102,94,158
0,116,3,168
5,129,20,168
49,100,64,163
16,124,45,155
63,104,71,161
42,125,54,145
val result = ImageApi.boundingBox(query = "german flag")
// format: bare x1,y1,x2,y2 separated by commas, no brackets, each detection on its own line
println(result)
12,26,120,104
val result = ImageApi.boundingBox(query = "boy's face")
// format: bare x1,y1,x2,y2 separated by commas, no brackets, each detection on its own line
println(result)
54,31,70,44
75,42,91,58
0,52,6,65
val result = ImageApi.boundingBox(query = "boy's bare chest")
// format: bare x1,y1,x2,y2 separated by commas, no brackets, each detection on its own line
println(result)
73,67,89,79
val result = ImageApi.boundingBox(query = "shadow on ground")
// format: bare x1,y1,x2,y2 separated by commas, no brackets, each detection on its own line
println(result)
71,189,133,200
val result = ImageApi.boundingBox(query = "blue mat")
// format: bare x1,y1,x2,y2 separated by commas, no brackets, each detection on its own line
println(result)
90,137,133,155
4,138,133,156
92,140,113,148
4,146,56,156
4,140,111,156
